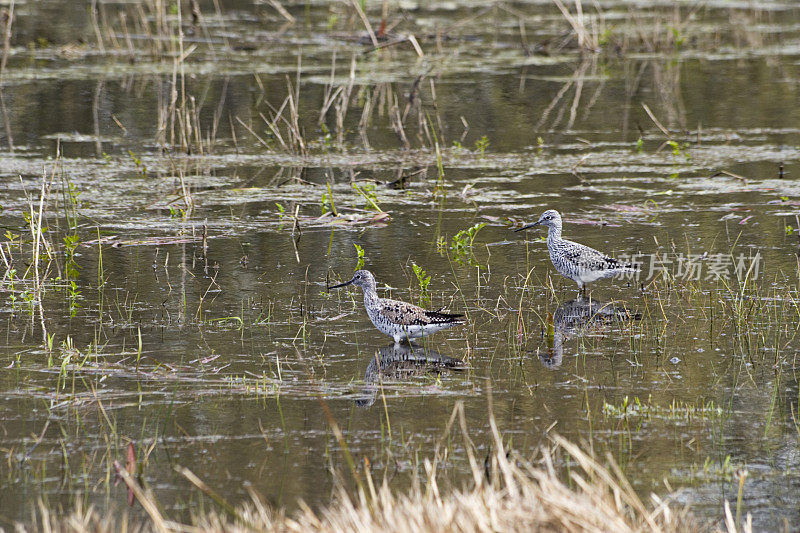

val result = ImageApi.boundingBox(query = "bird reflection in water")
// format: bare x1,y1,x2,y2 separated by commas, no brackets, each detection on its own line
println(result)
540,296,641,369
354,343,464,408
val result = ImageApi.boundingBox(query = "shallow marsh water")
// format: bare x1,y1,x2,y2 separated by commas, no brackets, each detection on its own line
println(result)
1,0,800,529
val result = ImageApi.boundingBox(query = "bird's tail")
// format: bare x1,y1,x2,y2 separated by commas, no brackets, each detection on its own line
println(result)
430,309,465,323
611,261,640,280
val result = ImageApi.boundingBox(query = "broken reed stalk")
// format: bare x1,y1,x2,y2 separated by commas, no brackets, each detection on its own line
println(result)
254,65,308,156
130,0,205,155
90,0,106,53
287,57,306,154
357,84,374,149
112,461,170,533
349,0,378,47
552,0,598,52
389,87,410,150
319,51,340,124
238,46,438,154
29,169,53,343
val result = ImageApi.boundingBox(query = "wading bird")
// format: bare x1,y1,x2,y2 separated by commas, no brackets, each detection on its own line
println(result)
515,209,637,292
328,269,464,343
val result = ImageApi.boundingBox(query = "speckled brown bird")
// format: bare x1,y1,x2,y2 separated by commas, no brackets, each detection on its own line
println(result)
328,270,464,343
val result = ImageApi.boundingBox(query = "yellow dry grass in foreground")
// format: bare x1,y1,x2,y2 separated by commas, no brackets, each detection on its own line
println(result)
19,404,752,533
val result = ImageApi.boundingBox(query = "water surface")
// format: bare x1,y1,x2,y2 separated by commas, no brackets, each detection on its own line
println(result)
1,0,799,529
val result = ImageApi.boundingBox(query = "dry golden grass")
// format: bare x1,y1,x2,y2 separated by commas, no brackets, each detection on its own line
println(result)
19,403,752,533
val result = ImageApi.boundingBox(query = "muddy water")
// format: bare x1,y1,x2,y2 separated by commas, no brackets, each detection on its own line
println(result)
1,0,800,529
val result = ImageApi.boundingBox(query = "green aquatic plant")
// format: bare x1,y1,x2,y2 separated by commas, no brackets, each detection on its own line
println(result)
598,28,612,47
61,241,82,317
63,234,80,279
451,223,486,254
424,114,446,200
3,267,17,306
450,223,486,265
18,289,35,315
666,140,690,161
322,125,335,149
352,182,382,212
66,280,81,317
411,262,431,305
128,150,147,177
602,395,723,421
532,136,545,155
700,455,737,481
670,27,685,48
354,243,365,270
474,135,490,155
435,236,447,256
321,182,337,216
169,205,186,219
62,180,80,230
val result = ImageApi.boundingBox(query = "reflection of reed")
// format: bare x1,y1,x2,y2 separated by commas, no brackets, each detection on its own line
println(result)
92,80,104,157
355,343,464,408
541,297,640,369
622,60,685,140
535,57,599,133
0,4,14,151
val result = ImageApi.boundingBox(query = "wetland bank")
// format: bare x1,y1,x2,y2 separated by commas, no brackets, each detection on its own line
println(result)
1,0,800,531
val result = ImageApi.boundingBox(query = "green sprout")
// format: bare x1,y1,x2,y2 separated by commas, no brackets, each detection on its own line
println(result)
354,243,365,270
450,222,486,264
352,182,382,212
321,182,337,216
474,135,490,156
411,262,431,306
128,150,147,177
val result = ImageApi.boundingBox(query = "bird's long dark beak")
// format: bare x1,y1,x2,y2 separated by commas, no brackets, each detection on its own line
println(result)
327,277,355,290
514,221,541,232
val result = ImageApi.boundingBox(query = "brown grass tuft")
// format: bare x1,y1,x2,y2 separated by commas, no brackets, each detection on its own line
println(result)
17,399,745,533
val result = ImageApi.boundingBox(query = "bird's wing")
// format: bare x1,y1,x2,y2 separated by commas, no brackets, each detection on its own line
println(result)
379,298,463,325
564,240,628,272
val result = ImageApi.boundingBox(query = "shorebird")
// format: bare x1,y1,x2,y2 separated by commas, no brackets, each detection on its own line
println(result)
516,209,637,291
328,269,464,343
